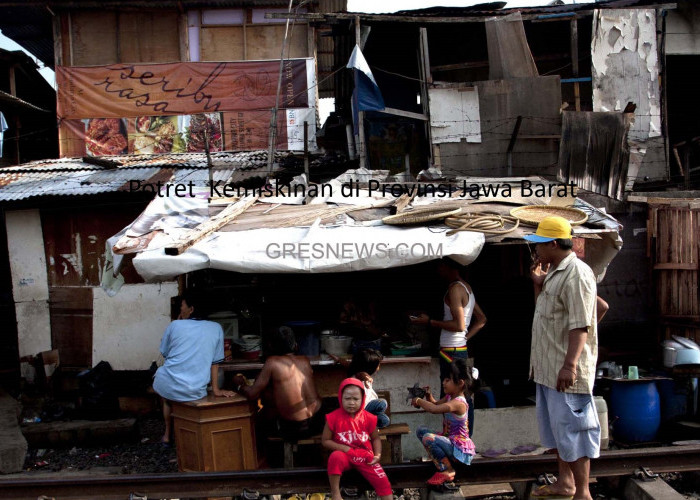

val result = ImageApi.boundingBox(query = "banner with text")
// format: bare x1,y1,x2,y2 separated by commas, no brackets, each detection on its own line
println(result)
57,59,311,119
56,59,317,157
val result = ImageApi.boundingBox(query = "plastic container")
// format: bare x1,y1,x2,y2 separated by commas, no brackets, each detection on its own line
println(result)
610,380,661,443
390,342,421,356
286,321,321,356
594,396,609,449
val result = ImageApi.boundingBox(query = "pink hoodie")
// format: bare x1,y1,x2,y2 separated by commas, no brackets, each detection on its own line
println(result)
325,377,377,454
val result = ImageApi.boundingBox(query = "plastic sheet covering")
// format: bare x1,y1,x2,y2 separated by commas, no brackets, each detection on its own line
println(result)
132,224,485,281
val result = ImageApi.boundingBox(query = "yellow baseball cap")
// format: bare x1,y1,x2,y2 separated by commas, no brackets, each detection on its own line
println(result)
523,216,572,242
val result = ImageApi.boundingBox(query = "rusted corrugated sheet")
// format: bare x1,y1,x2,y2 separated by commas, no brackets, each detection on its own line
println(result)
0,151,284,202
557,111,632,200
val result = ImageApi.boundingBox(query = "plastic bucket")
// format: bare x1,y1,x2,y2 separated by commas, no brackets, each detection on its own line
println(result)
610,380,660,443
594,396,609,450
286,321,320,356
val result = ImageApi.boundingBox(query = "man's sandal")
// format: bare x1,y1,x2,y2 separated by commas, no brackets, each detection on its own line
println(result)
427,471,455,485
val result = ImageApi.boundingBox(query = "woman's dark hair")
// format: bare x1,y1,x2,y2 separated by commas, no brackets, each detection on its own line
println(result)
447,358,478,395
439,257,463,271
266,326,297,356
180,289,205,319
347,348,383,377
555,238,574,250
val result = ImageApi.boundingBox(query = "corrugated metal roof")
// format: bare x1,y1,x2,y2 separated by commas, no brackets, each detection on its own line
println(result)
0,151,285,201
340,0,675,19
0,89,51,112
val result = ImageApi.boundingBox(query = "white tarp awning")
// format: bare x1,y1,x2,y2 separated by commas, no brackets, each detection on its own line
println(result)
132,224,485,281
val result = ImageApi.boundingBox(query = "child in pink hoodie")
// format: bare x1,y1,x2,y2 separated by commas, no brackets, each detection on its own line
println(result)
322,378,393,500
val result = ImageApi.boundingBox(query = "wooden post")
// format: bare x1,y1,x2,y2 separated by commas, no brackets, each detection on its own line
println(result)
9,65,19,163
570,17,580,111
507,116,523,176
355,15,367,170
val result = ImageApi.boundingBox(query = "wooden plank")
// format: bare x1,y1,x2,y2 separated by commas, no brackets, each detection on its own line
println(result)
165,196,259,255
419,27,432,84
200,26,245,61
119,11,180,63
518,134,561,139
378,107,428,121
179,12,189,61
246,24,308,60
691,210,700,316
70,10,118,65
654,263,699,270
570,17,580,111
49,287,93,368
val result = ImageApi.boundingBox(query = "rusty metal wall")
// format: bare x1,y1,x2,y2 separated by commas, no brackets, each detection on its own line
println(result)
41,205,146,287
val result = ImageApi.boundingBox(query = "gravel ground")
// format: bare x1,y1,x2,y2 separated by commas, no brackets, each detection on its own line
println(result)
18,416,700,499
22,414,178,474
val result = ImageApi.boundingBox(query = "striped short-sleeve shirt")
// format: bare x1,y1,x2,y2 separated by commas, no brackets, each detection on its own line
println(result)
530,252,598,394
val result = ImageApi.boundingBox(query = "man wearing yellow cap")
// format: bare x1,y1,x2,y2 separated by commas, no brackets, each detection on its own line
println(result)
523,216,599,500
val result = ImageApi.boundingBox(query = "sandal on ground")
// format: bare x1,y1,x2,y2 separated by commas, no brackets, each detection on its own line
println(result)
427,471,454,485
530,484,573,499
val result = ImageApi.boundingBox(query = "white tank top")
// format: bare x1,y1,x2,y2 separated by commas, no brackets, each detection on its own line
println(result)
439,281,475,348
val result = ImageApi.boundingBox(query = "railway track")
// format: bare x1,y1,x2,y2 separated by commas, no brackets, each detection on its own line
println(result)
2,445,699,499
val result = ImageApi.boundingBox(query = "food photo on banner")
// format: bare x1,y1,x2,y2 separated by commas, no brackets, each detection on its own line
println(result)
56,59,316,157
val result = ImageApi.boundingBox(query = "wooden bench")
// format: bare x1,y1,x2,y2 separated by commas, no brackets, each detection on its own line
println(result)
268,423,411,468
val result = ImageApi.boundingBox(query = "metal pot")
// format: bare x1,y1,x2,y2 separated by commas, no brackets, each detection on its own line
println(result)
663,346,677,368
676,348,700,365
325,335,352,356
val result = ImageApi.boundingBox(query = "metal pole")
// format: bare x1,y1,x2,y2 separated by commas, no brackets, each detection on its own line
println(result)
267,0,295,174
355,15,367,170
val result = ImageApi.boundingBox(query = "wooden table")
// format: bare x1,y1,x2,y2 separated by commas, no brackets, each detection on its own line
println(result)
171,393,257,472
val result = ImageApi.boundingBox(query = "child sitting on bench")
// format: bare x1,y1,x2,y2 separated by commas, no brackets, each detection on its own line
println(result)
322,378,393,500
331,348,390,428
412,358,476,486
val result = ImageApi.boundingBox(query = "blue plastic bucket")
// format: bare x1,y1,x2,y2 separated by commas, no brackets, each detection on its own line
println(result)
286,321,320,356
610,380,661,443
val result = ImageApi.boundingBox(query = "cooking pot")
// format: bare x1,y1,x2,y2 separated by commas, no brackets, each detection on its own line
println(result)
325,335,352,356
663,347,678,368
675,348,700,365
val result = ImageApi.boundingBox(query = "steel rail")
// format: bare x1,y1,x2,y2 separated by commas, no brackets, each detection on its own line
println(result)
2,445,699,500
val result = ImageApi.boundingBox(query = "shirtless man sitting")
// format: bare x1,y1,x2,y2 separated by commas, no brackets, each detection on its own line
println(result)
233,326,325,442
